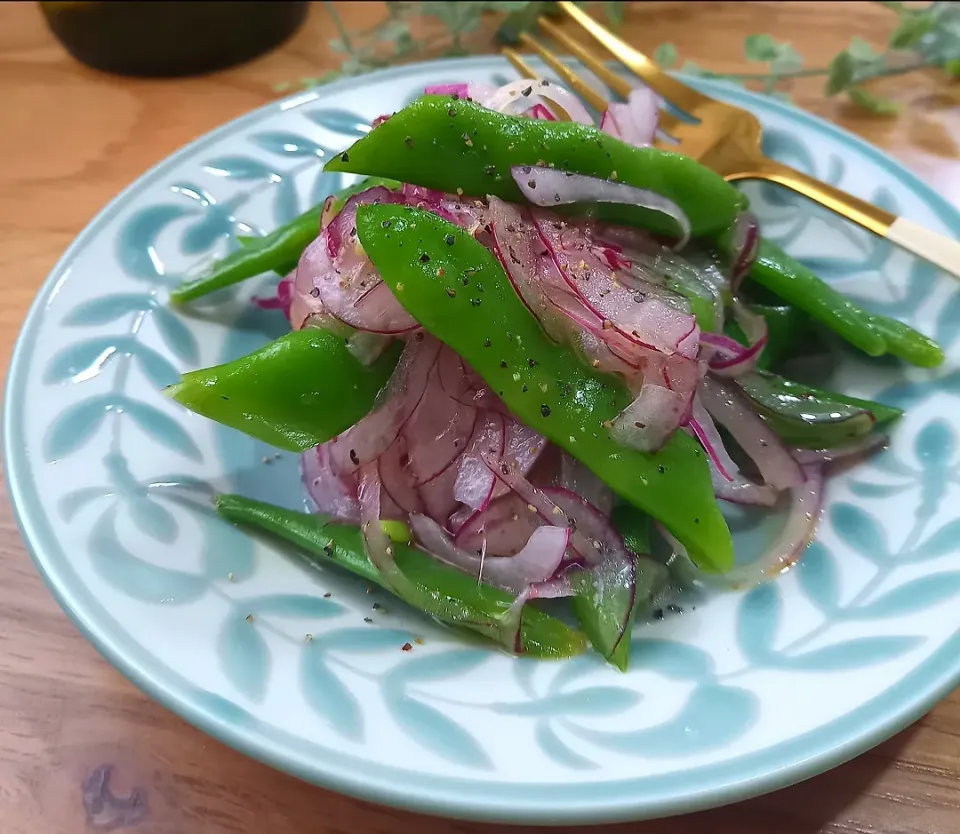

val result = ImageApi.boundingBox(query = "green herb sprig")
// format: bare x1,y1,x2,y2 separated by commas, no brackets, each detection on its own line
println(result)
279,1,960,117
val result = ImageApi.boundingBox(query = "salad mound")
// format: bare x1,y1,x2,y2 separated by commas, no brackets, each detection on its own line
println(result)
167,80,944,669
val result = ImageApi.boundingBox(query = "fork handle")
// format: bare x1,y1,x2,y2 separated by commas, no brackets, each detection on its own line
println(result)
728,159,960,281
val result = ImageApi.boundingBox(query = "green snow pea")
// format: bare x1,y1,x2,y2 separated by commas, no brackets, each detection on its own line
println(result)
574,505,670,671
325,95,745,239
170,176,401,304
356,203,733,572
216,494,587,659
736,371,903,449
166,329,401,452
748,239,944,368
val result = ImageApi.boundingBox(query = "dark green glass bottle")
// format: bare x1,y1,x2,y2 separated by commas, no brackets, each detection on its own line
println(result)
39,1,309,78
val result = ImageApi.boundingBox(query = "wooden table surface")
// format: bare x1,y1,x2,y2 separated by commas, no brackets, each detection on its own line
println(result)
1,2,959,832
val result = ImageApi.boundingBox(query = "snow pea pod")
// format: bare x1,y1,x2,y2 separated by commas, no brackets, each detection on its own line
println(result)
356,203,733,573
736,371,903,449
325,95,745,239
166,329,402,452
748,239,944,368
216,494,587,659
170,176,401,304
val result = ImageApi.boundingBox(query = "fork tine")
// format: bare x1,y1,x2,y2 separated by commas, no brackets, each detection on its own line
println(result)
554,0,714,113
536,16,632,100
534,18,685,134
501,46,540,82
517,32,609,112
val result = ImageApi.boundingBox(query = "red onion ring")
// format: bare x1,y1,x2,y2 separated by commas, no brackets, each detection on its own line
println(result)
512,166,691,250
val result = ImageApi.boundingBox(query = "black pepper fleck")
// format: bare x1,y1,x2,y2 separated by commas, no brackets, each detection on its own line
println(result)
448,107,457,116
484,338,492,347
446,287,456,298
310,287,320,298
500,360,508,368
381,220,392,229
339,151,349,162
541,404,552,417
349,449,359,465
461,275,470,285
522,384,528,392
404,136,414,147
419,253,430,263
654,608,665,621
527,358,538,368
363,617,374,624
445,234,455,245
657,464,665,474
470,298,482,306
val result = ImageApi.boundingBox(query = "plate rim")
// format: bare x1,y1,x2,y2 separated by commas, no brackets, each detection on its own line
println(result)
5,55,960,825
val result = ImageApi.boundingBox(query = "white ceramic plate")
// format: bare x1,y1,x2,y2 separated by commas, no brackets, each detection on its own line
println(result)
6,57,960,825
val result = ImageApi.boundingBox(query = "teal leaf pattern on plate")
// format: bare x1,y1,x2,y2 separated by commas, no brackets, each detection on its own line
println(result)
737,585,782,663
783,636,922,670
850,574,960,618
219,613,271,703
386,693,493,770
300,640,363,741
796,541,839,614
830,503,889,564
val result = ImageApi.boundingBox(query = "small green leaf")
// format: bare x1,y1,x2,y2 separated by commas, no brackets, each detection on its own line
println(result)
847,86,901,115
605,1,625,27
744,33,780,62
826,51,856,95
654,42,678,69
889,12,935,49
771,43,803,74
847,35,879,61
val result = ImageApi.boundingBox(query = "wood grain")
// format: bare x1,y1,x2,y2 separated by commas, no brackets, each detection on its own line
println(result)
1,2,958,832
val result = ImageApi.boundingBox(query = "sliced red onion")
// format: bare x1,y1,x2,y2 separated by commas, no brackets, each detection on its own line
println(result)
454,412,506,511
424,82,498,107
377,435,425,518
658,463,824,588
319,194,337,231
418,463,461,528
514,168,691,250
558,452,614,517
500,572,579,654
370,114,392,129
401,359,478,486
481,455,613,566
528,210,698,357
525,103,557,121
329,334,441,473
700,377,805,491
302,443,359,521
253,270,295,320
357,463,405,590
729,211,760,293
486,79,594,125
410,514,569,594
599,108,621,139
602,87,659,148
610,383,688,453
454,492,545,557
688,396,777,507
424,83,469,97
297,187,420,335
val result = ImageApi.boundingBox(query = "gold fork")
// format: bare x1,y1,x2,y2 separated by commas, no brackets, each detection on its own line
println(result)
501,0,960,281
